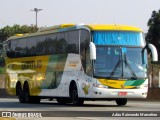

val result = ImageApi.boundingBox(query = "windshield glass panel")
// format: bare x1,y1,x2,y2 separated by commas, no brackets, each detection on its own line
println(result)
94,47,121,77
94,46,121,77
124,48,147,78
94,46,147,79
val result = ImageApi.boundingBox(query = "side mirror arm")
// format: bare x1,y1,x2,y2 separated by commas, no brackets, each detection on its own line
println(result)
142,44,158,62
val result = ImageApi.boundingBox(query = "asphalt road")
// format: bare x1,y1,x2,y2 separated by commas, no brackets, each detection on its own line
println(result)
0,98,160,120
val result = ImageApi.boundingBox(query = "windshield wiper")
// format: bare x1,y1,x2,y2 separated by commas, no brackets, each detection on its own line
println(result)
110,54,122,78
124,54,137,79
110,53,137,79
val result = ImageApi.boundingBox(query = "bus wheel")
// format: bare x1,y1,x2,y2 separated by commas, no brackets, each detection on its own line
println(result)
16,83,25,103
116,98,127,106
23,83,31,103
70,83,84,106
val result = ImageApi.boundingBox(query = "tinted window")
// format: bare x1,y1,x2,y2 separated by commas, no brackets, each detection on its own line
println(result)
68,30,79,54
45,34,57,55
26,37,36,56
7,29,87,58
36,35,46,55
80,30,90,73
9,40,17,57
16,38,27,57
6,41,11,57
57,32,67,54
80,30,90,52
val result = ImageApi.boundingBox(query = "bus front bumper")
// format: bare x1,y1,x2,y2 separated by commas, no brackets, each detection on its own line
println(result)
90,87,148,99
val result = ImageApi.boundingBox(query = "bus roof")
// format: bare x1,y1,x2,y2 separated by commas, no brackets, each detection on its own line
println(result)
87,24,142,32
7,24,142,40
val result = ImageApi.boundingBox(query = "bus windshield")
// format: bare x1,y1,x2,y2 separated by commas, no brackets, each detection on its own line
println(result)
93,46,148,79
92,31,147,79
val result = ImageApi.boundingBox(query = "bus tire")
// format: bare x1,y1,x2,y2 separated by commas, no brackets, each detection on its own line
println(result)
16,83,25,103
23,83,31,103
70,83,84,106
116,98,127,106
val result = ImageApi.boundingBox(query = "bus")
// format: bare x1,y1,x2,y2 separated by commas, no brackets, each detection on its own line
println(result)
4,24,158,106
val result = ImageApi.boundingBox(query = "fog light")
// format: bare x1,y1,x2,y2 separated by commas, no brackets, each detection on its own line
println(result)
142,93,147,95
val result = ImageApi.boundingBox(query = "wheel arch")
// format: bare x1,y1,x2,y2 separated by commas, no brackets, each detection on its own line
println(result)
69,80,84,105
69,80,77,97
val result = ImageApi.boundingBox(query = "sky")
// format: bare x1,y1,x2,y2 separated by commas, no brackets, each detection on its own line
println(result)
0,0,160,32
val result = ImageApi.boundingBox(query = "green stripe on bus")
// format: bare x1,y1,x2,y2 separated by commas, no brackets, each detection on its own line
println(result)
124,80,145,86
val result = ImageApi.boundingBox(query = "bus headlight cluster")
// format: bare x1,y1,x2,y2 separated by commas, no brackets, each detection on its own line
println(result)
93,83,107,88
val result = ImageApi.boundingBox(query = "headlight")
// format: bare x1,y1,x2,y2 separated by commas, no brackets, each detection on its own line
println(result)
93,83,107,88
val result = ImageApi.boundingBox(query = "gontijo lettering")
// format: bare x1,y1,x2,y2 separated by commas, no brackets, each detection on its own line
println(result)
22,60,42,69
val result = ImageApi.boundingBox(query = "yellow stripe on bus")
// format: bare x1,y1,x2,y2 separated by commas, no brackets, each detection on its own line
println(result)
98,79,135,89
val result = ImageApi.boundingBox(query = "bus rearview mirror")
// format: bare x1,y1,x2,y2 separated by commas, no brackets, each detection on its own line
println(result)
89,42,96,60
142,43,158,62
148,43,158,62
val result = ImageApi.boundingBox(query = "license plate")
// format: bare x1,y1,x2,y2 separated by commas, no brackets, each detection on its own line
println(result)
118,92,127,96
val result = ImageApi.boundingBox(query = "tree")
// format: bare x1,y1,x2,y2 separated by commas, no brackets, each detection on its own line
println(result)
0,24,38,67
0,24,38,43
146,9,160,59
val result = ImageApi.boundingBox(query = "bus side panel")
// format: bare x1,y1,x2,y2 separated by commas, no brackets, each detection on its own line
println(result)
5,73,17,95
5,56,49,96
39,54,68,97
39,53,87,98
5,58,22,95
58,53,88,98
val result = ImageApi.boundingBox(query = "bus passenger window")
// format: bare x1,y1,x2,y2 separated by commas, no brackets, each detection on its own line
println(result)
26,37,36,56
16,38,27,57
56,32,67,54
67,30,79,54
80,29,90,74
6,41,12,58
45,34,57,55
9,40,17,58
36,35,46,56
